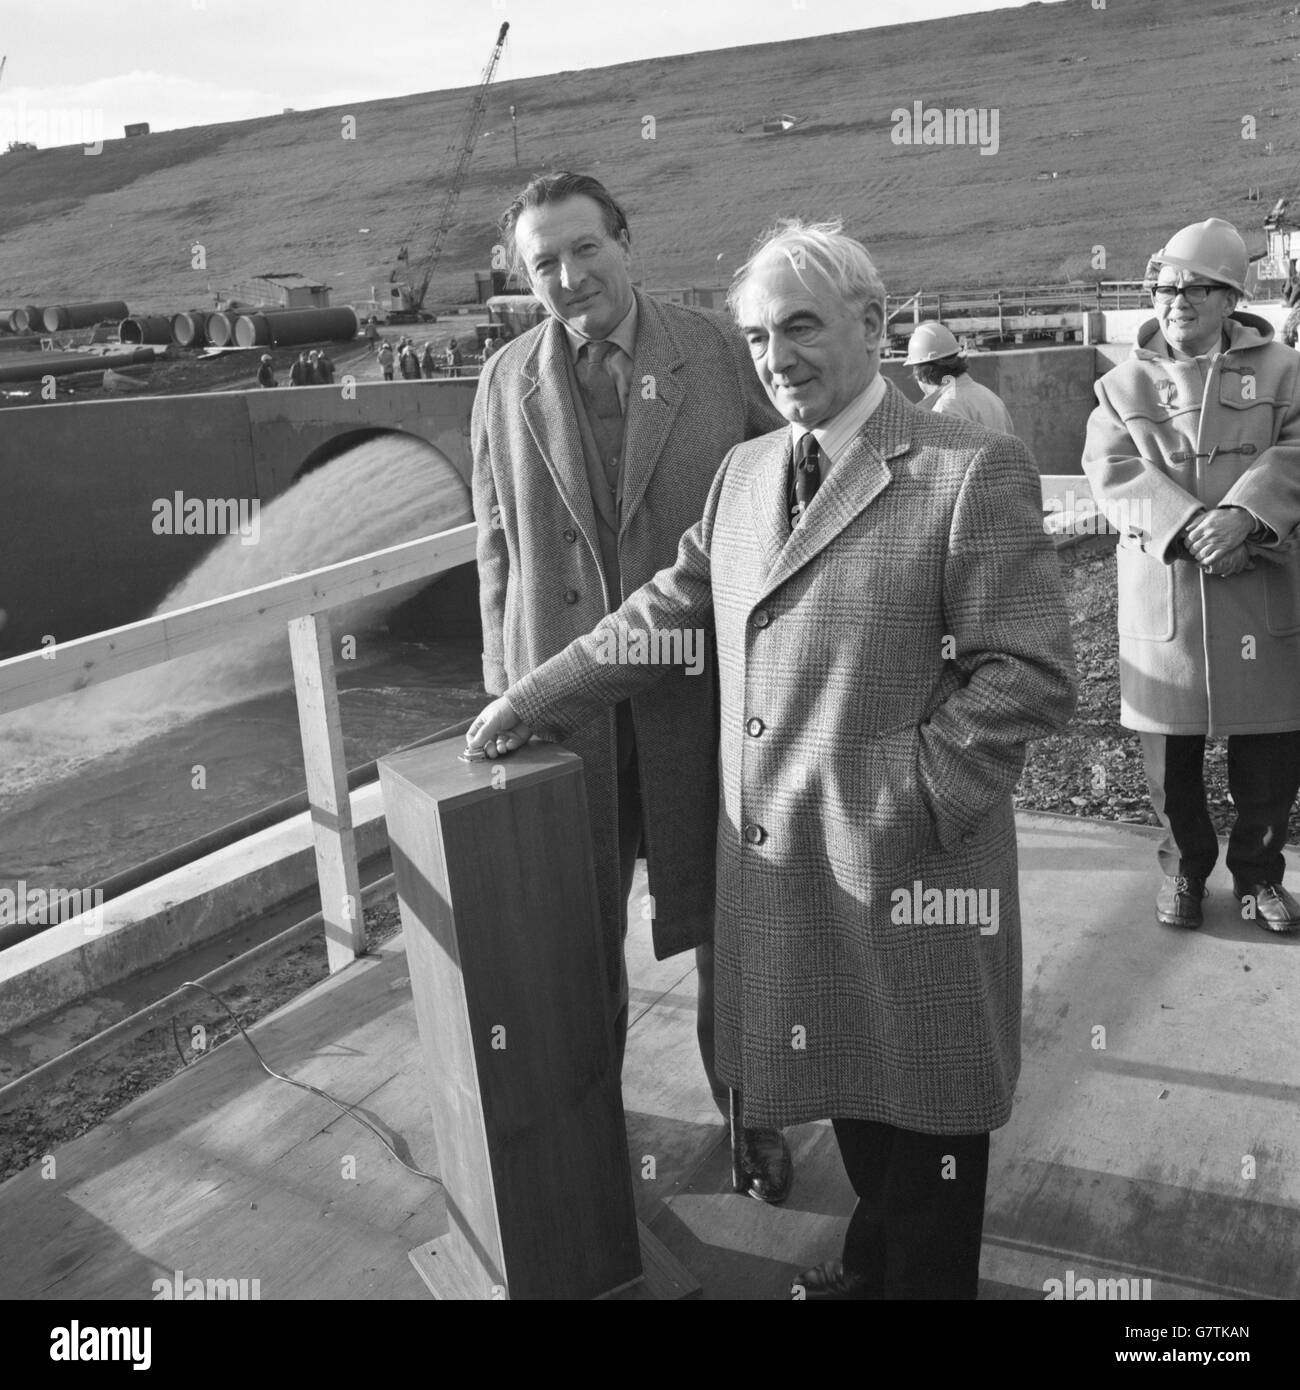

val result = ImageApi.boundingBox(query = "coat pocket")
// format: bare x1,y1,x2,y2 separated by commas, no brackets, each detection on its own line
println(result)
1116,538,1175,641
1263,558,1300,637
839,721,936,870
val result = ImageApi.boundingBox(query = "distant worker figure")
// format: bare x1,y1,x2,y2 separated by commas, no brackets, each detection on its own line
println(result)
1283,304,1300,351
400,342,421,380
289,350,313,387
256,353,276,388
315,350,335,385
482,334,499,361
444,338,462,378
1083,216,1300,935
420,342,437,378
377,340,395,381
364,317,381,345
906,323,1015,434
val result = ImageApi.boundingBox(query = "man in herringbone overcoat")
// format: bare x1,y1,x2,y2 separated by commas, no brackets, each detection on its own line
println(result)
471,219,1077,1298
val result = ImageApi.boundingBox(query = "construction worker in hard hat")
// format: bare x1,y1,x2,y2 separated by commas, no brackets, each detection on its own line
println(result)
905,322,1015,434
255,353,276,389
1083,216,1300,934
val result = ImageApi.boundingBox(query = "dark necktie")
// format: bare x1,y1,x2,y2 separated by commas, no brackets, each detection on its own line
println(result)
577,340,624,418
790,432,822,529
577,341,625,488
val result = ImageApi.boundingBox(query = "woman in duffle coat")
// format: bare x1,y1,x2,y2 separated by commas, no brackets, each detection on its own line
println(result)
1084,311,1300,737
484,386,1077,1135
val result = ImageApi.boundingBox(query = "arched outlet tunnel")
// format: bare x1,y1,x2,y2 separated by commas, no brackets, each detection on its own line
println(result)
0,379,479,657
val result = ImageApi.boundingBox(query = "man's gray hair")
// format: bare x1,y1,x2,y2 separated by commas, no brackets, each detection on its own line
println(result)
726,218,887,319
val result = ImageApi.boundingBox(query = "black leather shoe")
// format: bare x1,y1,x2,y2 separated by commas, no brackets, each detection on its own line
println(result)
1156,875,1206,928
792,1258,873,1301
1233,881,1300,934
734,1125,793,1205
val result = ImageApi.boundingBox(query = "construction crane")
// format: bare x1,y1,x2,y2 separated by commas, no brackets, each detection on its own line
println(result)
389,22,510,320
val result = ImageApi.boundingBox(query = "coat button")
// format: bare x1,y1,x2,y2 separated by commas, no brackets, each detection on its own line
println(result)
752,610,771,629
961,831,975,845
743,822,766,845
746,717,765,737
563,589,579,605
563,528,577,543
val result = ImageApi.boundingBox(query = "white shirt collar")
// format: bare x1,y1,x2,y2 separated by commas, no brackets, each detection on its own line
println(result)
563,296,639,362
789,373,887,468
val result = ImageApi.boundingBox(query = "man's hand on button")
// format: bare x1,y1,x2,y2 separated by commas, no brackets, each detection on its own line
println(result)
1184,507,1254,568
466,697,535,759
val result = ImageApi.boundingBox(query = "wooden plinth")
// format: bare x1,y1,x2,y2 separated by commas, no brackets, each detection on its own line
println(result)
407,1220,701,1301
378,739,643,1300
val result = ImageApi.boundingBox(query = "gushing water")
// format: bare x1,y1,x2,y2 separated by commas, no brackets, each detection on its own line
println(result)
0,436,471,799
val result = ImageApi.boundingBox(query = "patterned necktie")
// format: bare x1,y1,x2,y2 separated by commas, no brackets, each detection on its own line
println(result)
577,340,624,421
790,432,822,529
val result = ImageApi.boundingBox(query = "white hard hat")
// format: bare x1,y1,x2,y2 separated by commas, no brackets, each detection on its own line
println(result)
1150,218,1248,294
261,353,272,362
904,322,963,365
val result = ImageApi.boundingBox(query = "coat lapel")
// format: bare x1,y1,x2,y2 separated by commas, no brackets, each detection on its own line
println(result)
519,318,602,548
754,382,915,600
748,431,794,580
620,291,685,531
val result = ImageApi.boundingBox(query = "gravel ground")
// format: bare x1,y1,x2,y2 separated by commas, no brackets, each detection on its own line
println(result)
3,542,1297,1185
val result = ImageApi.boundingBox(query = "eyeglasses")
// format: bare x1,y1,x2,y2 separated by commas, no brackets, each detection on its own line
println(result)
1151,283,1226,303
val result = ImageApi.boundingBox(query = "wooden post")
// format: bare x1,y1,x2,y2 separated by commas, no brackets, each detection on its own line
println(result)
379,739,644,1300
288,611,364,972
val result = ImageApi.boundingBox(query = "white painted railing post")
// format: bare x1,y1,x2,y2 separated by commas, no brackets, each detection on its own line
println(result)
288,611,364,971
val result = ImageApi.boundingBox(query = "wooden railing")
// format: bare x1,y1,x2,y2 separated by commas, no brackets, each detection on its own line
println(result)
0,523,478,973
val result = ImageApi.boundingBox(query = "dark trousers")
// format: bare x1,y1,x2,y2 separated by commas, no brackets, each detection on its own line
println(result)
613,709,726,1115
1139,731,1300,884
832,1118,990,1300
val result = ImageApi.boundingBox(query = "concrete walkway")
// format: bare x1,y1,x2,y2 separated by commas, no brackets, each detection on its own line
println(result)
621,810,1300,1299
0,810,1295,1300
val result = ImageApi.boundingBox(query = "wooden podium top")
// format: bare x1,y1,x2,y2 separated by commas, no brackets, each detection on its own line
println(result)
379,738,584,810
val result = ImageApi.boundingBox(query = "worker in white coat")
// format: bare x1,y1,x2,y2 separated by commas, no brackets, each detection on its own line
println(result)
907,322,1015,435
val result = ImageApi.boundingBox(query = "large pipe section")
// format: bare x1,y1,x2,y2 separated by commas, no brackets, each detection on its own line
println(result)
42,301,130,332
0,334,44,354
233,313,272,348
170,310,209,348
264,306,358,346
0,346,159,384
12,306,46,334
118,315,173,345
204,311,238,347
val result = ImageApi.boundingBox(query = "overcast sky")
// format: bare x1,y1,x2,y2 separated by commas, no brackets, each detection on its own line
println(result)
1,0,1034,138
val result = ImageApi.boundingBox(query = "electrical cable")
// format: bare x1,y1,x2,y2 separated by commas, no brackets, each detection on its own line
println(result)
173,978,444,1188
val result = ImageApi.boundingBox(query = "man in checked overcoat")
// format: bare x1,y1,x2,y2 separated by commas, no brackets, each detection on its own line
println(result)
471,172,790,1200
469,218,1077,1299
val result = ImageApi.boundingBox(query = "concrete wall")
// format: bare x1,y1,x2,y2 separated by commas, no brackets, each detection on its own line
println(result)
0,380,477,656
882,345,1098,475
